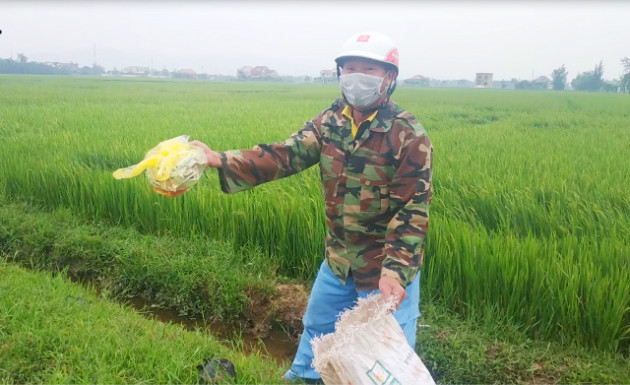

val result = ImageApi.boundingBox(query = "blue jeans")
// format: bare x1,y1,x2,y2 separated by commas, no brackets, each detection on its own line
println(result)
284,261,421,381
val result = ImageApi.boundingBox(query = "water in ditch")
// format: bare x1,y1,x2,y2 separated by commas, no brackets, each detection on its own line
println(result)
125,296,299,364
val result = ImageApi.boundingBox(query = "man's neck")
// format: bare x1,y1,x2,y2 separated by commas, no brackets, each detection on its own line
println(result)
351,108,375,125
350,98,387,124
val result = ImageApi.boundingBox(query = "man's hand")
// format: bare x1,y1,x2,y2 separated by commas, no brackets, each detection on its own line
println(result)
190,140,222,168
379,276,405,310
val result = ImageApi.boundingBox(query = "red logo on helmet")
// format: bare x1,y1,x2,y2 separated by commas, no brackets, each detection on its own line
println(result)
357,34,370,42
385,47,399,67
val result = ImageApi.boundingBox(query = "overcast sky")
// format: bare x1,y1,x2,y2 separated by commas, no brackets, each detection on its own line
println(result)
1,1,629,81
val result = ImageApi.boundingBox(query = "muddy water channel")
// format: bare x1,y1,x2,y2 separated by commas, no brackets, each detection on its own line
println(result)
125,296,299,364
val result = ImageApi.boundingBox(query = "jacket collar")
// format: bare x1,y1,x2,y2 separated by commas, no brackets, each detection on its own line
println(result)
327,98,400,133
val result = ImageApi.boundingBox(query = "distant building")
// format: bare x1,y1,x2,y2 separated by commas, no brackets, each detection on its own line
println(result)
403,75,429,86
399,77,474,88
121,66,149,76
251,66,278,78
170,68,197,79
492,79,517,90
475,73,493,88
181,69,197,77
532,76,552,89
429,79,475,88
237,65,278,80
44,62,79,71
237,66,252,79
319,69,338,84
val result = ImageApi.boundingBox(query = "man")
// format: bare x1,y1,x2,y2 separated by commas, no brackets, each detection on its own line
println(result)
189,32,432,383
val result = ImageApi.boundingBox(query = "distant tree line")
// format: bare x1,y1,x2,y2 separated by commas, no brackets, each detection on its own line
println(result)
514,80,550,90
2,54,630,92
621,57,630,93
549,59,630,93
0,55,104,76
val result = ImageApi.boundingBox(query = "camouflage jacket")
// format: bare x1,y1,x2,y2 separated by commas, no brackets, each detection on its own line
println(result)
217,98,432,290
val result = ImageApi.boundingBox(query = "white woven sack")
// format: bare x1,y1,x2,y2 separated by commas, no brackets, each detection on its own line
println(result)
311,294,435,385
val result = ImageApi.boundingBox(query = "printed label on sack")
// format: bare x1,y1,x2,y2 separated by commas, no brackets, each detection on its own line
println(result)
366,360,400,385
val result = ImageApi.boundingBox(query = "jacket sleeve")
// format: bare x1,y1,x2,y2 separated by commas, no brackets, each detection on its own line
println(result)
380,132,433,287
217,117,323,194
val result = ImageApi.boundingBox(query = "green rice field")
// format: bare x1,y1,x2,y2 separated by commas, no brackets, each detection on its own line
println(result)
1,74,629,366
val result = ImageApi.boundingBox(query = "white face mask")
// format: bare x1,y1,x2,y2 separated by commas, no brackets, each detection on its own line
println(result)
339,73,387,109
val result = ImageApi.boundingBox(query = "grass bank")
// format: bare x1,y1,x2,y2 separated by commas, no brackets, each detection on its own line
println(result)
0,262,286,384
418,303,630,384
0,198,280,325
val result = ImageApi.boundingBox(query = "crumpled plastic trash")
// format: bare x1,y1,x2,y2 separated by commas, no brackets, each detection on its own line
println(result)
113,135,207,196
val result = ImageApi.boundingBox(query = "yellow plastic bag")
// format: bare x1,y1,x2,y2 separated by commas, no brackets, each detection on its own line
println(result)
113,135,207,196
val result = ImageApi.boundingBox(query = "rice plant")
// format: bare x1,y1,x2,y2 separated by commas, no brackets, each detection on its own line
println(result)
1,75,628,353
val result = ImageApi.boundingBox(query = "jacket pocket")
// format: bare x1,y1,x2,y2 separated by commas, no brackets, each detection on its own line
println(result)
360,175,390,214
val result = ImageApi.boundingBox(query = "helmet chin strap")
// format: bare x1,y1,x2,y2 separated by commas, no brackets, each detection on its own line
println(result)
385,70,398,97
387,79,397,97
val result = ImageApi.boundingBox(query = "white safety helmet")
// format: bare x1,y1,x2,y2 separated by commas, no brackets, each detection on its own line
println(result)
335,32,399,74
335,32,399,97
